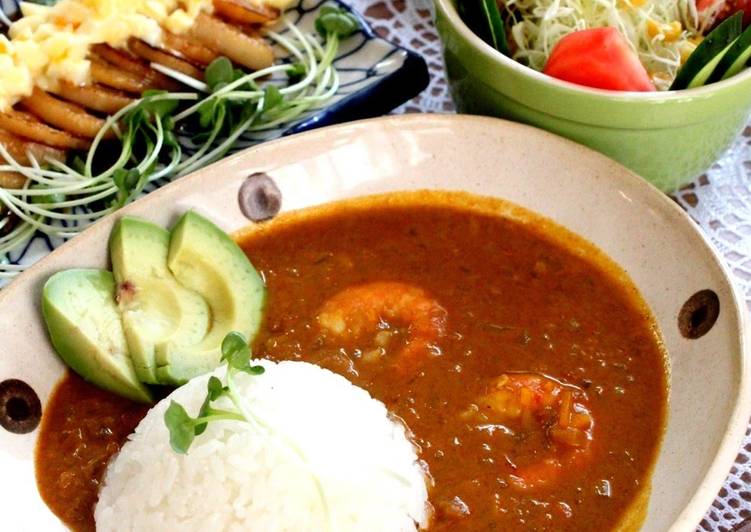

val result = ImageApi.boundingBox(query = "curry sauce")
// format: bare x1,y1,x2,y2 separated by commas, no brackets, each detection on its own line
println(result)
35,373,149,532
35,192,668,531
241,193,668,531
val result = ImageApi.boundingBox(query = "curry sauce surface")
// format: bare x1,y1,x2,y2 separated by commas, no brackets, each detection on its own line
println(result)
35,193,667,531
35,373,149,532
242,196,668,531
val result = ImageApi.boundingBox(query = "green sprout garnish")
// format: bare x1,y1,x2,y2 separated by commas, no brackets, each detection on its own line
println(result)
204,57,235,92
164,331,264,454
29,184,65,206
315,5,360,40
287,62,307,83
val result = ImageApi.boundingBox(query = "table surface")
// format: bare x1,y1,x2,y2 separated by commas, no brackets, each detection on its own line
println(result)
353,0,751,529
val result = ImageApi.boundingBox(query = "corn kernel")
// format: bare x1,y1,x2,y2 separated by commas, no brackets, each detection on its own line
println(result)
646,19,661,38
664,21,682,42
647,19,682,41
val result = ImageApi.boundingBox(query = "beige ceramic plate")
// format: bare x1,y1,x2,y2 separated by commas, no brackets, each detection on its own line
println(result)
0,114,748,531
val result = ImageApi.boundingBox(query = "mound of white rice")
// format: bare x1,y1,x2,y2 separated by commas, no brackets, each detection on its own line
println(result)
95,360,430,531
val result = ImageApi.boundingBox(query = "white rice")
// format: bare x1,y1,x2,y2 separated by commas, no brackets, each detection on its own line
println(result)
95,360,430,532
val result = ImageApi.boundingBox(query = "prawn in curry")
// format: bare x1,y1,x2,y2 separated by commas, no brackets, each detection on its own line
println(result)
473,372,595,491
317,281,448,375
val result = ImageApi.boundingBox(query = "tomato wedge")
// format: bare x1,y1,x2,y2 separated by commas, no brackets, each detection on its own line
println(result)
697,0,751,27
543,27,655,92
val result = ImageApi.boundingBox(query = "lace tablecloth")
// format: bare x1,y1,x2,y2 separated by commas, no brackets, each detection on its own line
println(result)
352,0,751,529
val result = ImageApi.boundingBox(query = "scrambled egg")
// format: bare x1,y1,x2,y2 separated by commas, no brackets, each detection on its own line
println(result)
0,0,215,110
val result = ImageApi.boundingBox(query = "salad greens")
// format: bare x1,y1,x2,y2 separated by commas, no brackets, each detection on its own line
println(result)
461,0,703,90
0,8,360,279
458,0,751,92
458,0,509,55
165,331,265,454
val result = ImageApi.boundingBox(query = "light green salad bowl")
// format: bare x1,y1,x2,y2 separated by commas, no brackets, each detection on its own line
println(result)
434,0,751,192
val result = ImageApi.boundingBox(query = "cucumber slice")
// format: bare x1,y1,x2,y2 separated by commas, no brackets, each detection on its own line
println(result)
458,0,510,55
670,12,742,90
481,0,509,55
710,20,751,81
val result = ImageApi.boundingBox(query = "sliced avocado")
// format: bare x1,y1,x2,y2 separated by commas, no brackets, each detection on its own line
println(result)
41,269,152,403
710,22,751,81
670,12,742,90
109,217,210,384
155,211,265,384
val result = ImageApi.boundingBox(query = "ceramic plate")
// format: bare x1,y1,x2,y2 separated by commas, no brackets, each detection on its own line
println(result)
0,115,748,531
0,0,429,283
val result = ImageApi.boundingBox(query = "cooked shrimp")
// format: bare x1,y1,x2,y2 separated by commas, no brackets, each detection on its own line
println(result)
0,129,66,166
188,13,274,70
20,88,107,139
161,32,219,66
0,110,90,150
317,281,447,374
54,82,133,115
0,171,26,189
213,0,280,26
90,51,179,92
475,373,594,491
128,39,205,80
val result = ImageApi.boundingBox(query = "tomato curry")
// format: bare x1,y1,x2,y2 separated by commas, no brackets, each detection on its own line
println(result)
35,192,668,531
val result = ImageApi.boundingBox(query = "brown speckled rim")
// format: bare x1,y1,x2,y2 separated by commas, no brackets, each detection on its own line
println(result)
0,379,41,434
238,172,282,222
679,289,721,340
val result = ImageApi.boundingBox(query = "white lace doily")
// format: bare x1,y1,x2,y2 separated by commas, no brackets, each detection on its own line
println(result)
676,129,751,531
352,0,751,529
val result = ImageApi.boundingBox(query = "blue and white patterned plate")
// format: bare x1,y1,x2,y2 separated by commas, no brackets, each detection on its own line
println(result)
0,0,429,285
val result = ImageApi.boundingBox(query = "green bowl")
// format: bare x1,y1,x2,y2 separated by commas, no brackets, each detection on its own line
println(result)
434,0,751,192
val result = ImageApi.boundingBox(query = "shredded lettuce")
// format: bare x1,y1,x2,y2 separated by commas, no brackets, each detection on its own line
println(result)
503,0,707,90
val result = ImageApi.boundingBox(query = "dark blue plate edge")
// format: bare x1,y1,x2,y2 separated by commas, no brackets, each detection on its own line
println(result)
285,50,429,135
284,0,430,135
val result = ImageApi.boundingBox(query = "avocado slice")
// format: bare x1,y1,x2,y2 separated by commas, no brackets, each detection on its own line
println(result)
109,217,210,384
155,211,266,384
41,269,152,403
